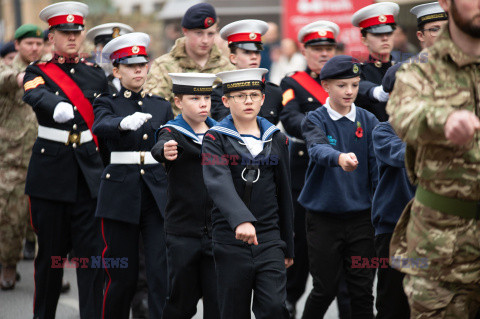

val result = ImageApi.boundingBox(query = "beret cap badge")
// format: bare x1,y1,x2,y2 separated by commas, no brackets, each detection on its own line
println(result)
204,17,215,28
131,46,140,54
249,32,257,40
353,64,359,74
318,30,327,37
66,14,75,23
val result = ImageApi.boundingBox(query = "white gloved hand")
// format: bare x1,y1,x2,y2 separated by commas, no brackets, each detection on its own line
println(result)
53,102,74,123
372,85,389,102
119,112,153,131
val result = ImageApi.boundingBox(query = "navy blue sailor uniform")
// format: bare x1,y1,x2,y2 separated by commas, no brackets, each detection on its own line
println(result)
202,115,294,319
92,87,172,319
151,115,220,319
23,55,107,319
210,81,282,124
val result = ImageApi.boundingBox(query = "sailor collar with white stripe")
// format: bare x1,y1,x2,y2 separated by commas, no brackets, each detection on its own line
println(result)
324,97,356,122
210,114,279,142
163,114,217,144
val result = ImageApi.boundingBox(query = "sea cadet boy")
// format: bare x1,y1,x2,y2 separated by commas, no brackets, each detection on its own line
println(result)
151,73,220,319
210,19,282,124
202,68,294,319
92,32,173,319
299,55,379,318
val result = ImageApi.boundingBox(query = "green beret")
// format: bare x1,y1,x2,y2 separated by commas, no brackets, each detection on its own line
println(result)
14,24,43,40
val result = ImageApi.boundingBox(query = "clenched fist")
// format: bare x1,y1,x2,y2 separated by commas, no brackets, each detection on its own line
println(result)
338,152,358,172
163,140,178,161
235,222,258,245
444,110,480,146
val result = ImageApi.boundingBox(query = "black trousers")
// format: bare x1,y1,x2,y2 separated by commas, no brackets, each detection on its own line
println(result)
286,189,309,304
213,240,289,319
101,182,167,319
163,233,220,319
374,233,410,319
302,210,375,319
29,174,103,319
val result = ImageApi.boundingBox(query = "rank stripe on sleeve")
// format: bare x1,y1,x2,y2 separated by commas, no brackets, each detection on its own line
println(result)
24,76,45,91
282,88,295,106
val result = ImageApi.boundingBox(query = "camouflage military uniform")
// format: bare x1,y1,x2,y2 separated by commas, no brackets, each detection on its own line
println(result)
386,24,480,318
0,55,38,266
144,37,234,116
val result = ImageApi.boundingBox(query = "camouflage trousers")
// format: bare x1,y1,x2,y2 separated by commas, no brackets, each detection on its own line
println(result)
404,274,480,318
0,168,30,266
390,198,480,317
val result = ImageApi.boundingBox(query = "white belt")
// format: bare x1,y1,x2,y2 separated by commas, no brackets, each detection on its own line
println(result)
289,136,305,144
110,152,158,165
38,125,93,145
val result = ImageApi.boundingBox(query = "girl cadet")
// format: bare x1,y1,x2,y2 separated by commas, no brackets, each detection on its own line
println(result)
92,32,173,319
299,55,379,318
150,73,220,319
202,68,294,319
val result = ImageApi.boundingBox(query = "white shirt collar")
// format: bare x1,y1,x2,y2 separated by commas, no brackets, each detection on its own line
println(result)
324,97,356,122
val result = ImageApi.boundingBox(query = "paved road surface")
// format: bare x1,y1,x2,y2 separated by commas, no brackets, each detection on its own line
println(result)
1,259,354,319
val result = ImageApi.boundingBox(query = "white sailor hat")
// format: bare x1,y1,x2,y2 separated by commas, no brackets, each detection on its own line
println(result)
86,23,134,46
216,68,268,94
169,73,217,95
352,2,399,34
220,19,269,52
102,32,150,64
297,20,340,46
39,1,88,31
410,2,447,28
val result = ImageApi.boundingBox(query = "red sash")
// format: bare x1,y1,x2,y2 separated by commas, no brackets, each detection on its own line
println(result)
291,71,329,105
37,62,98,146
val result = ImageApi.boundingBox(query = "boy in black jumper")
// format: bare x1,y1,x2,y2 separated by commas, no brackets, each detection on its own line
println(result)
202,68,294,319
151,73,220,319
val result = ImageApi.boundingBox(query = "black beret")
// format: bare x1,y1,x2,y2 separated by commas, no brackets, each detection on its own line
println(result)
382,62,402,93
181,3,217,30
319,55,361,81
0,41,16,58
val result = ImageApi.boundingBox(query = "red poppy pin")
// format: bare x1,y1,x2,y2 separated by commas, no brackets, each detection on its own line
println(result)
355,121,363,139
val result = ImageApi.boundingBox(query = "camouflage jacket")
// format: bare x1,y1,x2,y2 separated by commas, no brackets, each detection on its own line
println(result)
144,37,234,116
0,55,38,170
386,24,480,201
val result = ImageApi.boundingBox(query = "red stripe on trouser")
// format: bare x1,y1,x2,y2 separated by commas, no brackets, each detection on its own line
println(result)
28,196,37,315
101,218,111,319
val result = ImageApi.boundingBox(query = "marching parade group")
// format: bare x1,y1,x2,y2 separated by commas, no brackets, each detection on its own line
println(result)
0,0,479,319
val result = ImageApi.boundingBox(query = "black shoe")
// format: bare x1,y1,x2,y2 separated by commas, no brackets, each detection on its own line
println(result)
285,300,296,319
23,240,36,260
60,279,71,293
131,298,149,319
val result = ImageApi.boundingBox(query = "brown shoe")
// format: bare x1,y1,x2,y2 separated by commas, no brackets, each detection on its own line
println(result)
0,265,16,290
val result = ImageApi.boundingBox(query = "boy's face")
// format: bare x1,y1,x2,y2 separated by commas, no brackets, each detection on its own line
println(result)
112,63,148,92
183,24,217,58
175,94,211,123
417,20,448,48
49,30,84,55
361,32,394,58
222,89,265,122
321,77,360,109
230,48,261,69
